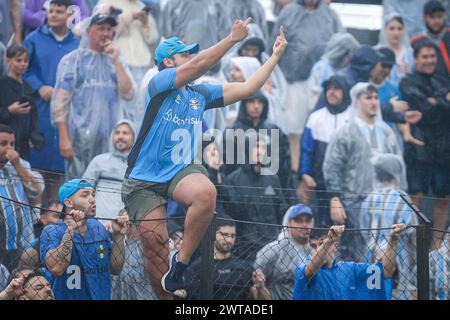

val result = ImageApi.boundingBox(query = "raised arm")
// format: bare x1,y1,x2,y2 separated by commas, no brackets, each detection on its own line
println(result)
305,226,344,280
380,224,406,278
109,212,129,275
222,26,288,105
174,18,252,88
44,210,84,276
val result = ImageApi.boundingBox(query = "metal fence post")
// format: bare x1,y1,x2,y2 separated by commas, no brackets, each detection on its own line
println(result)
199,213,216,299
400,194,430,300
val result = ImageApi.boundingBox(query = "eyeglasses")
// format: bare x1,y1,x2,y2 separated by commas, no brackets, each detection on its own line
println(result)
217,231,236,239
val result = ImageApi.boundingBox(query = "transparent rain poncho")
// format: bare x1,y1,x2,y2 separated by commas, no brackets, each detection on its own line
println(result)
51,12,135,178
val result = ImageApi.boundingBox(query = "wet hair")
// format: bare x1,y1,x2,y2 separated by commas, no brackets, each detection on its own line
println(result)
356,84,378,99
6,265,35,285
22,271,46,288
375,166,396,183
0,124,14,135
309,226,329,241
50,0,72,8
412,38,438,58
6,44,28,59
215,214,236,232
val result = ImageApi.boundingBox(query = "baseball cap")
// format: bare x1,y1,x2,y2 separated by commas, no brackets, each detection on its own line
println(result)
154,37,199,66
378,47,396,68
286,204,313,221
89,13,118,27
58,179,94,209
423,0,445,15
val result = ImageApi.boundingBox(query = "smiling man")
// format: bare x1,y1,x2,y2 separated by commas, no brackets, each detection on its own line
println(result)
400,38,450,247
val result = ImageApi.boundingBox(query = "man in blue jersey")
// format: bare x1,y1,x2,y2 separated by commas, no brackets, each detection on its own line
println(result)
122,18,288,299
40,179,129,300
293,224,405,300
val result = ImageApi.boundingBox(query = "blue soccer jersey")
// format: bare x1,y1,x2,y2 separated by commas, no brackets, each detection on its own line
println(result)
40,219,113,300
126,68,224,183
293,260,390,300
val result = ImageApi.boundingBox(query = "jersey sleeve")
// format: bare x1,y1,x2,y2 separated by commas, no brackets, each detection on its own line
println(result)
202,84,224,110
147,68,177,98
292,264,309,300
39,225,64,263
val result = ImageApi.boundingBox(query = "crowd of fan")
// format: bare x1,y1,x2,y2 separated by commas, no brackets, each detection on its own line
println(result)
0,0,449,300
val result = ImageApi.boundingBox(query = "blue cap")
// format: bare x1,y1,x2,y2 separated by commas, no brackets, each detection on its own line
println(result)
58,179,94,206
154,37,199,66
286,204,313,221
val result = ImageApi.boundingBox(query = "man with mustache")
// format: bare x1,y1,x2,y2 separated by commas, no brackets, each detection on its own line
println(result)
400,38,450,248
83,119,136,229
184,217,255,300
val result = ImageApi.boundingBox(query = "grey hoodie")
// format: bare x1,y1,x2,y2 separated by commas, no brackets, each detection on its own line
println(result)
83,119,137,222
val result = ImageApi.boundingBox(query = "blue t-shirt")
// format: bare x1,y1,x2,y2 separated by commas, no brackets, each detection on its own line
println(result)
126,68,224,183
293,260,390,300
40,219,113,300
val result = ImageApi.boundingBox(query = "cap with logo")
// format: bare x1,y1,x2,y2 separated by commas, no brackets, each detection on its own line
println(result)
286,204,314,221
154,37,199,66
58,179,94,211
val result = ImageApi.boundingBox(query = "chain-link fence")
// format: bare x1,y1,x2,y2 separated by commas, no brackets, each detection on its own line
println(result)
0,180,448,300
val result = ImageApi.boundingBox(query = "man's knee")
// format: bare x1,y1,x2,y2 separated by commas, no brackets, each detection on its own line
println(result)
192,185,217,212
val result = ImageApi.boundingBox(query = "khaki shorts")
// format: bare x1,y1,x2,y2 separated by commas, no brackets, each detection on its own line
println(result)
121,164,208,222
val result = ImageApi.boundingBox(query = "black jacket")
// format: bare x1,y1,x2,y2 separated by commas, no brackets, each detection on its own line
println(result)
222,92,292,189
400,70,450,165
0,76,44,160
227,165,287,255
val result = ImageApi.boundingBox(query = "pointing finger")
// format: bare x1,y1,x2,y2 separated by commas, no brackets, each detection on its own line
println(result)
279,25,286,39
244,17,252,26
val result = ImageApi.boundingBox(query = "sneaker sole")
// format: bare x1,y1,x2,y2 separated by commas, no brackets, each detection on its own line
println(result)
161,251,187,298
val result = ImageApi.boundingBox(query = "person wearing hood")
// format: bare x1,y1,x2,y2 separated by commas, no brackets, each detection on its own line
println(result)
399,39,450,245
82,119,136,227
359,153,418,300
383,0,427,38
227,134,288,260
270,0,343,176
228,56,287,135
299,75,351,226
51,11,135,179
222,91,292,189
309,32,360,107
253,204,313,300
322,82,405,261
411,0,450,79
376,13,414,87
314,45,385,110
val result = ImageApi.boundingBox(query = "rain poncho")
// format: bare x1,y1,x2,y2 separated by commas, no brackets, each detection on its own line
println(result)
82,119,137,224
323,83,405,204
160,0,231,52
376,13,414,86
51,46,135,178
23,25,80,172
309,32,360,97
359,153,418,300
270,0,344,83
323,83,404,260
229,56,287,130
226,0,268,42
383,0,426,38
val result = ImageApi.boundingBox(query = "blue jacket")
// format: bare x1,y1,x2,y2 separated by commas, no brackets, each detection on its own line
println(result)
23,25,80,172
